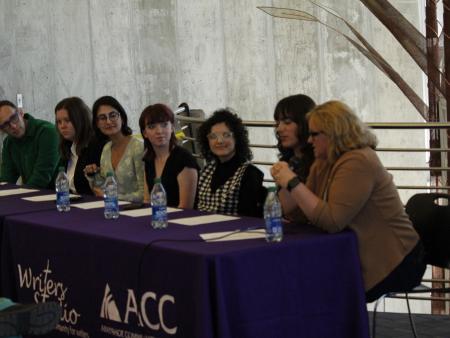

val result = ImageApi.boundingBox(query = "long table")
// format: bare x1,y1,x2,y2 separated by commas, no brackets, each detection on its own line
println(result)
0,184,56,222
0,190,369,338
0,184,94,294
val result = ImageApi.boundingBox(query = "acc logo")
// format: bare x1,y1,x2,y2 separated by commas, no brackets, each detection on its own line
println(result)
100,284,177,335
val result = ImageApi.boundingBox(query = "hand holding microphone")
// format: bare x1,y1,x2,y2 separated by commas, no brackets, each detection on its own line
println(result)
271,161,296,189
288,156,307,183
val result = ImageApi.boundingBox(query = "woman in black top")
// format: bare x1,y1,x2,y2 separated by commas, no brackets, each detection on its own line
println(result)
196,109,266,218
273,94,316,221
54,97,106,195
274,94,316,181
139,103,198,208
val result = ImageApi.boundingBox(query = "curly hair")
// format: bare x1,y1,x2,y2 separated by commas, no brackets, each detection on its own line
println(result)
197,108,252,162
92,96,132,141
139,103,177,161
307,100,378,164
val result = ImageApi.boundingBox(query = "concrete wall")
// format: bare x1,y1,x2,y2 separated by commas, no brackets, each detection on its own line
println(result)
0,0,427,188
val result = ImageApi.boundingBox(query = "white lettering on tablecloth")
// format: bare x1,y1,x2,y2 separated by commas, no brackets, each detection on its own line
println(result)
17,259,81,325
100,283,177,335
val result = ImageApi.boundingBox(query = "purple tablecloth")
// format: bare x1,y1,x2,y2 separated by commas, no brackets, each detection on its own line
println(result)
0,184,56,222
1,203,369,338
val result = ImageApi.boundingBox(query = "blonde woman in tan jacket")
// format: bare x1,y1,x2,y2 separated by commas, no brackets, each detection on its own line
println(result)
271,100,426,303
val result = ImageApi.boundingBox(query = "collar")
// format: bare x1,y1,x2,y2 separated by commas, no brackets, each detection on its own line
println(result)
21,113,37,140
70,142,78,157
215,153,241,167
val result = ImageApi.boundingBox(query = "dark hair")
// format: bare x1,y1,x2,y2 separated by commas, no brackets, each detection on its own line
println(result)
274,94,315,162
92,96,132,140
0,100,17,110
197,108,252,163
55,97,94,161
139,103,177,161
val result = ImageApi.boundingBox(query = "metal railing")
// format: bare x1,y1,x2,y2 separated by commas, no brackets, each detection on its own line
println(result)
176,113,450,191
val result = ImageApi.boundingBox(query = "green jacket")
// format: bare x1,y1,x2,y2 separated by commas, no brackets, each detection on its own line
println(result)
0,113,60,188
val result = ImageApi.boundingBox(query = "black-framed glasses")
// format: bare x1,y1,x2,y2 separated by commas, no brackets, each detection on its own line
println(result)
207,131,234,141
97,111,120,123
309,131,323,138
0,110,20,130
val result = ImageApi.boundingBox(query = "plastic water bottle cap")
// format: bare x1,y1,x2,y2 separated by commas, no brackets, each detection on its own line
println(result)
58,166,65,172
154,177,161,184
107,172,114,177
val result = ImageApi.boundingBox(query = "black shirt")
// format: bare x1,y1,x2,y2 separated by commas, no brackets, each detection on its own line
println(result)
62,137,106,195
144,145,199,207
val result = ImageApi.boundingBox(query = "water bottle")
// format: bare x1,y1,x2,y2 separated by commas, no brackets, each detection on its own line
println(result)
104,172,119,219
264,186,283,242
55,167,70,212
151,177,168,229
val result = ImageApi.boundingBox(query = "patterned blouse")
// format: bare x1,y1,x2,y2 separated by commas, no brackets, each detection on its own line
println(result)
99,137,145,202
196,158,266,216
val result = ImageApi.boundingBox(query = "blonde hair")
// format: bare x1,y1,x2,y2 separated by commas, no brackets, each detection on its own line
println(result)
307,100,377,163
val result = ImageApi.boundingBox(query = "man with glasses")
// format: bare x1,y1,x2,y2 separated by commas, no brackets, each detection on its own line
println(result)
0,100,59,188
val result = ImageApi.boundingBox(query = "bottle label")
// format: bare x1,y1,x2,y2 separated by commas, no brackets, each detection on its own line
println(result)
105,196,119,212
266,216,282,234
56,191,70,206
152,205,167,222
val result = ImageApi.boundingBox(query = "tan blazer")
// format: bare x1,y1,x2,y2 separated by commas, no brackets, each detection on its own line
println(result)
302,147,419,290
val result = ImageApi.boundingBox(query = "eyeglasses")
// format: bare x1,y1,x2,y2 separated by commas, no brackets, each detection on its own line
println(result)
97,111,120,123
207,131,234,141
0,110,20,130
309,131,323,138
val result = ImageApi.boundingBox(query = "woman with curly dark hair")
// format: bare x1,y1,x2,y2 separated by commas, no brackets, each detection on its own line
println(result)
196,108,266,217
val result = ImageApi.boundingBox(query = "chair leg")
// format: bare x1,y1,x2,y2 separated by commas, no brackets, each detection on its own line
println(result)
372,294,386,338
405,293,419,338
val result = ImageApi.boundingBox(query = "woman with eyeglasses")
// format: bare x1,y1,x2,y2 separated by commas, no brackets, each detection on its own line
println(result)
84,96,144,202
274,94,316,221
196,109,266,217
271,100,425,302
54,97,106,195
139,103,198,208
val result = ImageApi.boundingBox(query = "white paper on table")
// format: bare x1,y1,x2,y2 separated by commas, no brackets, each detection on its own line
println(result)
71,200,130,210
170,214,239,226
0,188,39,197
200,229,266,242
22,193,80,202
120,207,181,217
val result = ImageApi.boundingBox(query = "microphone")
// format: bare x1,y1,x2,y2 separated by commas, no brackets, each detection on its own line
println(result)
288,156,300,170
288,156,306,182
